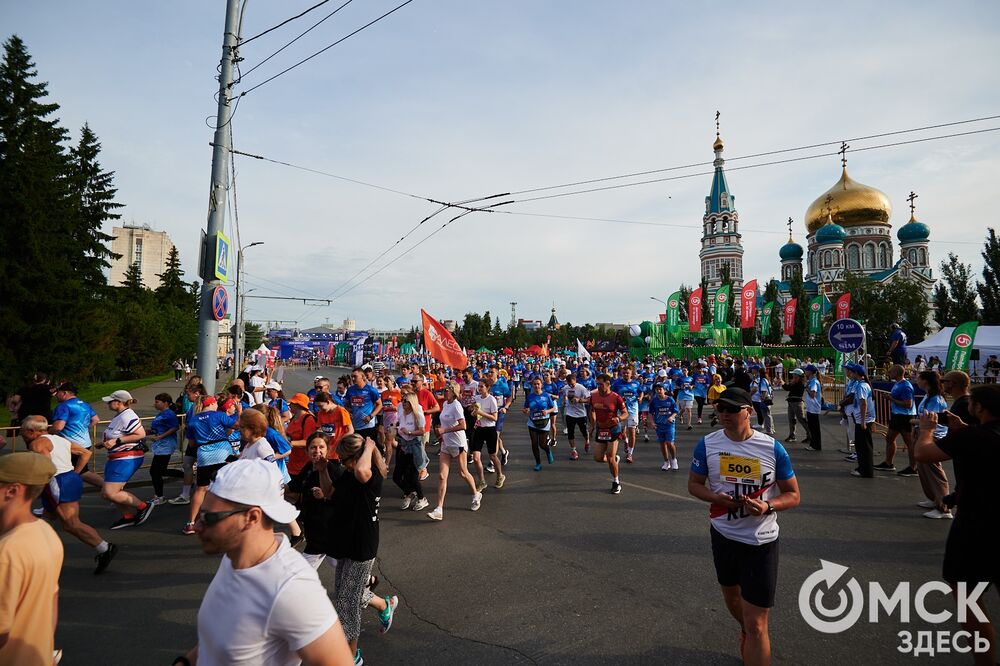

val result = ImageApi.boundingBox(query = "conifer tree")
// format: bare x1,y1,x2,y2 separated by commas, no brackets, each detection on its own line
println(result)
67,123,121,290
977,228,1000,324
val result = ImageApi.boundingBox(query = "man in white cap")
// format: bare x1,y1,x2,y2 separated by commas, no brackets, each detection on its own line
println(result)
174,460,353,666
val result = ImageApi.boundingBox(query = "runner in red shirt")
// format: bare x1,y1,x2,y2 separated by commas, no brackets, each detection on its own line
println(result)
589,373,628,495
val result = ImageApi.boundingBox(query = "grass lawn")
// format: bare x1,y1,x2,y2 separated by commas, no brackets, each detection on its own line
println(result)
77,373,173,404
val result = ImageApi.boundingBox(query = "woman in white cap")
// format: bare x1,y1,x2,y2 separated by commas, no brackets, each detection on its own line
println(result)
100,390,155,530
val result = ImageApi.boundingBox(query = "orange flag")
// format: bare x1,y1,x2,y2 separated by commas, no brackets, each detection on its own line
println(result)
421,309,469,370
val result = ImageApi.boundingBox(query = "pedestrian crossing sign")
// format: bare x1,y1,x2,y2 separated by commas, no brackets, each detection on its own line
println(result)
214,232,230,281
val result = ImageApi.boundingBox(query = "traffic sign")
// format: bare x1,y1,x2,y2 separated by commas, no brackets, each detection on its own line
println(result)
211,286,228,322
829,318,865,353
214,231,231,281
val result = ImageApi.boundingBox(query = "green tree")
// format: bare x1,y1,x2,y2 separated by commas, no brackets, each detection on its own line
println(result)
677,284,692,322
936,252,979,325
932,283,952,328
121,260,144,293
67,123,121,290
977,228,1000,324
156,246,193,310
244,322,264,354
843,272,929,359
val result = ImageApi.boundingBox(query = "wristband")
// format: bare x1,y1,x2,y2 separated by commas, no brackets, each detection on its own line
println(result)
765,500,775,514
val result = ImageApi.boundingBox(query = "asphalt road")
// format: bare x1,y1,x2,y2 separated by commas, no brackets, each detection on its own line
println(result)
51,366,995,665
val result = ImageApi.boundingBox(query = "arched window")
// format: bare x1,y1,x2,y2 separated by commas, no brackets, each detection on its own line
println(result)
863,243,876,270
908,249,917,265
721,218,729,232
918,248,927,265
847,244,860,270
881,243,891,267
824,250,833,268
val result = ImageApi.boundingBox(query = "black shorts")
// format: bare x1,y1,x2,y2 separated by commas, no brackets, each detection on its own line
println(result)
710,526,779,608
196,462,227,487
566,415,588,439
184,443,198,458
356,426,379,443
471,427,498,455
888,414,913,433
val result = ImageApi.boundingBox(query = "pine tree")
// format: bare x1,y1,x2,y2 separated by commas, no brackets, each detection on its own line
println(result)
67,123,121,290
677,284,692,322
932,283,953,328
977,228,1000,324
938,252,980,324
156,246,191,310
122,260,144,292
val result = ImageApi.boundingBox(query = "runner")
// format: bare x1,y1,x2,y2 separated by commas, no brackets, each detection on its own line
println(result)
394,392,429,510
542,370,563,447
148,393,184,505
523,377,558,471
687,387,800,665
169,385,207,506
182,395,241,536
285,432,339,570
611,366,642,463
638,370,654,442
99,390,155,530
912,370,952,519
590,373,627,494
876,364,916,474
285,393,318,478
707,373,726,427
314,391,354,454
649,383,680,471
344,367,382,447
562,372,590,461
676,374,696,432
487,368,512,472
50,382,102,488
19,416,118,573
692,363,710,426
428,381,481,520
471,380,502,489
380,377,401,467
749,366,775,436
411,374,440,480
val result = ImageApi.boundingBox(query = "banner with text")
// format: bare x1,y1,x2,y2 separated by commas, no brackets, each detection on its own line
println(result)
836,293,851,320
666,291,681,331
808,295,824,335
783,298,798,337
761,301,776,336
714,284,731,327
689,288,703,333
946,321,979,371
740,280,758,329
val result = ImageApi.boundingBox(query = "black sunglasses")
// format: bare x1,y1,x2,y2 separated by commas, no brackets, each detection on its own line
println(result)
716,403,747,414
196,508,250,527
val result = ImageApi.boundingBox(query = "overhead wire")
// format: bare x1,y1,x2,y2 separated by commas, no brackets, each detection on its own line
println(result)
241,0,335,45
236,0,416,98
239,0,354,80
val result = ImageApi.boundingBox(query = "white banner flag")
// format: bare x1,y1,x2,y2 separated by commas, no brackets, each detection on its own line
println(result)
576,339,591,361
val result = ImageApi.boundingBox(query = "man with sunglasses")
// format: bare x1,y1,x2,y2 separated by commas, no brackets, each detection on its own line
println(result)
177,459,353,666
688,387,800,666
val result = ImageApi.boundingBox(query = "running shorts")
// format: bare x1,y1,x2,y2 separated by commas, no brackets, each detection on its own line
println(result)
471,427,498,455
42,470,83,511
710,526,779,608
595,424,623,444
888,414,914,433
104,456,144,483
678,400,695,410
196,462,227,487
656,426,676,442
626,406,639,428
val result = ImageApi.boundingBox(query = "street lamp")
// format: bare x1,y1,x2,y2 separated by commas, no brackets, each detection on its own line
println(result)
650,296,667,322
235,241,264,374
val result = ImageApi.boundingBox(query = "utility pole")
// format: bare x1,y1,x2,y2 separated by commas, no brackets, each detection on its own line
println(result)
234,241,263,375
196,0,242,394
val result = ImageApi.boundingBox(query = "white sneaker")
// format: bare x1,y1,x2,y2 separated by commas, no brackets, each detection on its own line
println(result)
32,507,45,517
400,493,415,510
471,492,482,511
917,500,935,509
923,509,953,520
150,496,167,506
412,497,429,511
671,459,679,470
661,462,671,471
427,507,443,521
168,495,191,505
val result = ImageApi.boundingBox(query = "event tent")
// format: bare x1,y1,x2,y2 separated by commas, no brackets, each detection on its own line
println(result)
906,326,1000,366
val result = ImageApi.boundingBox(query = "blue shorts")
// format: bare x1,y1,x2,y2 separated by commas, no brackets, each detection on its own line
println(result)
42,471,83,511
104,456,144,483
656,426,676,443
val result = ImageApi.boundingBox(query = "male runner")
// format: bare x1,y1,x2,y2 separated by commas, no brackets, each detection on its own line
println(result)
344,367,382,444
649,384,679,470
50,383,103,488
611,366,642,463
487,368,512,470
590,373,627,494
876,364,916,474
562,373,591,460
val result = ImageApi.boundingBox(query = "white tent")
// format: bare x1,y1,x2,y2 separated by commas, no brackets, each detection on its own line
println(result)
907,326,1000,368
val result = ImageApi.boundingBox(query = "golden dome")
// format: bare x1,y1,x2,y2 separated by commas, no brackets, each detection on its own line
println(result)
713,134,724,151
804,167,892,234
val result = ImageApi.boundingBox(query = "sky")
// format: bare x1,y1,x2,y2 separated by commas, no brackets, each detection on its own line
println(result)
5,1,1000,331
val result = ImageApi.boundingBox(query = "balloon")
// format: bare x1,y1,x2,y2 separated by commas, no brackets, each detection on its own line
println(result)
628,324,641,337
644,336,652,345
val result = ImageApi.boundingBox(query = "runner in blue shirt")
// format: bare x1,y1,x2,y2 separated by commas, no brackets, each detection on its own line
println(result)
692,366,710,425
182,396,240,535
523,378,558,470
611,366,642,463
676,375,696,430
148,393,184,505
488,369,513,469
639,375,654,443
345,368,383,441
877,364,918,474
649,384,679,470
51,383,102,487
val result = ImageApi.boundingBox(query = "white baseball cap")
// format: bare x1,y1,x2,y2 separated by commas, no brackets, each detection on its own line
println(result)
264,381,281,390
208,460,299,524
102,390,134,402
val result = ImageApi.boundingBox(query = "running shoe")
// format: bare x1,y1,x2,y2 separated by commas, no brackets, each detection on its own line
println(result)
843,453,858,462
534,463,542,471
486,463,496,474
584,443,590,454
400,493,415,510
134,502,155,526
412,497,429,511
570,449,579,461
686,425,693,431
615,455,620,464
661,462,670,471
562,427,568,435
897,466,918,477
150,496,167,507
611,481,622,495
495,474,506,489
874,462,896,472
546,448,555,464
550,438,557,448
697,418,703,425
500,449,509,466
354,648,364,665
182,522,196,535
93,543,118,575
471,493,482,511
923,509,953,520
710,416,718,427
475,480,488,493
379,595,398,633
917,500,935,509
643,434,649,442
671,459,679,470
625,453,634,464
367,575,379,591
418,469,429,481
110,515,134,530
427,507,443,521
168,495,191,505
786,435,797,442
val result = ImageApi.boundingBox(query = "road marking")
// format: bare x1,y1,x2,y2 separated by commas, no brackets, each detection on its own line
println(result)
622,481,699,502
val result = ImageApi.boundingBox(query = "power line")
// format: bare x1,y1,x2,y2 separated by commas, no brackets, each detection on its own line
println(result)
239,0,354,80
241,0,336,45
238,0,416,98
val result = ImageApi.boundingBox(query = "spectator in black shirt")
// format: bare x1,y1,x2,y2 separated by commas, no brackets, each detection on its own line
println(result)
731,361,752,392
13,373,54,424
781,369,809,442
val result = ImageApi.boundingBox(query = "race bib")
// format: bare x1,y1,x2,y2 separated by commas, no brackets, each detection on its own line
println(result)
596,428,613,443
719,454,761,485
530,411,546,421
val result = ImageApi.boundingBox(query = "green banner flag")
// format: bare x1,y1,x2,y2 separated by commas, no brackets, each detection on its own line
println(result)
946,321,979,371
761,301,776,336
808,296,824,335
713,284,731,328
666,291,681,331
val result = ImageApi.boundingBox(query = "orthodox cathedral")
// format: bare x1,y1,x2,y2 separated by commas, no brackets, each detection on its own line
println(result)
699,124,936,305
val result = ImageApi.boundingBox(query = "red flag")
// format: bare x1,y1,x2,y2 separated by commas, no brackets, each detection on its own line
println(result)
658,313,666,323
783,299,798,337
740,279,758,329
689,288,703,333
421,309,468,370
836,293,851,320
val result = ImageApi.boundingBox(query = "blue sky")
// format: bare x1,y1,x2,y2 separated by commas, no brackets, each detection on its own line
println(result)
5,1,999,330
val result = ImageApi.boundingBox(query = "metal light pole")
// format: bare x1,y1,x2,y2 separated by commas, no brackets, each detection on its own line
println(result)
234,241,264,374
196,0,242,394
650,296,667,322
